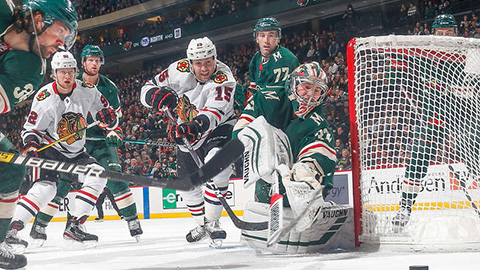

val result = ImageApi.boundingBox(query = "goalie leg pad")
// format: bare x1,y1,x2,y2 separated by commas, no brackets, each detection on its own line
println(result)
240,201,355,253
238,116,292,187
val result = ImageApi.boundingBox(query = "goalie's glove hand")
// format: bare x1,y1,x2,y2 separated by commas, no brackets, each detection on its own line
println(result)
22,141,40,157
96,107,117,128
170,115,209,144
106,127,123,147
147,86,178,112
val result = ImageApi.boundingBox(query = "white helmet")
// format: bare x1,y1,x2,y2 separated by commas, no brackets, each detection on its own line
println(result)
186,37,217,61
51,51,77,77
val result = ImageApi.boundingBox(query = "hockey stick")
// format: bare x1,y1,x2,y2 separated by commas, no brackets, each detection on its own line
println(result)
0,139,243,191
37,121,100,152
448,165,480,218
86,137,175,148
164,109,269,231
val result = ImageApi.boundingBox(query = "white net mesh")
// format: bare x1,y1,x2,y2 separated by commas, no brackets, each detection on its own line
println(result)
349,35,480,247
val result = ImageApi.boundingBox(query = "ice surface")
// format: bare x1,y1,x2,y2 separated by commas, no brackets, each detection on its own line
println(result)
19,217,480,270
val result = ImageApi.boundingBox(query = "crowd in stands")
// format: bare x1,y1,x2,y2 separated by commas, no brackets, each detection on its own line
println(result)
73,0,149,20
3,1,480,178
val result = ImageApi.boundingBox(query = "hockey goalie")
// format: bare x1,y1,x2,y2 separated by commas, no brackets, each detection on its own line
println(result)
232,62,354,253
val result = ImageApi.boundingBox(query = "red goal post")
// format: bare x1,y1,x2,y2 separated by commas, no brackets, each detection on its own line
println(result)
347,35,480,250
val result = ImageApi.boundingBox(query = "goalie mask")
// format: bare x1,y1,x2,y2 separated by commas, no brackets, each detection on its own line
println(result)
23,0,79,51
51,51,77,79
286,62,329,119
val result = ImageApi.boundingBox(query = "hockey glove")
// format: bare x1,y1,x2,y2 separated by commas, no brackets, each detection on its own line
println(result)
22,140,40,157
106,127,124,147
171,115,209,144
96,107,117,128
146,86,178,112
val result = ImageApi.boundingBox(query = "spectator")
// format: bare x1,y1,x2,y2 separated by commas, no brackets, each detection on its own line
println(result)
328,40,339,57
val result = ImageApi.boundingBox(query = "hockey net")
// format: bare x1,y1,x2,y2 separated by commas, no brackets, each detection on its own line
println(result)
347,35,480,249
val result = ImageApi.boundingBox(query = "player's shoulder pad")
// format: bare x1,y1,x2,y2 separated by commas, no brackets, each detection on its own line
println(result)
176,59,191,73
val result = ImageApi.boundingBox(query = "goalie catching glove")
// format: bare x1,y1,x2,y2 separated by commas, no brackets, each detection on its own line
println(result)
169,115,210,144
96,107,117,128
146,86,178,112
282,161,326,232
106,127,123,147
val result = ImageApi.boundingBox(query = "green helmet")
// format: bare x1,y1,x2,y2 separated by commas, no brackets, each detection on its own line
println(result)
253,17,281,38
81,45,105,64
22,0,78,50
432,14,457,30
286,62,329,119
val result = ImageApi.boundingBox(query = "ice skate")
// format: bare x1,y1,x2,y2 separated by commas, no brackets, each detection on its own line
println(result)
391,206,412,233
5,221,28,254
0,242,27,269
185,224,207,243
29,224,47,247
205,219,226,249
63,218,98,248
127,219,143,242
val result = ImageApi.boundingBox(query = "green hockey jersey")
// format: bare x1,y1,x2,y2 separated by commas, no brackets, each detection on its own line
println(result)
77,71,121,138
248,46,299,92
233,86,337,190
0,0,44,114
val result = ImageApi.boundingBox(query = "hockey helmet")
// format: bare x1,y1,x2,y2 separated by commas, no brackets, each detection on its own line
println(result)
432,14,457,31
22,0,78,50
253,17,281,39
81,45,104,64
286,62,329,119
186,37,217,61
51,51,77,77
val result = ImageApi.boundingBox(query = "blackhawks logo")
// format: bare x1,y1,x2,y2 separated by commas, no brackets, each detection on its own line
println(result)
57,112,87,144
177,60,190,72
213,72,228,83
36,90,50,101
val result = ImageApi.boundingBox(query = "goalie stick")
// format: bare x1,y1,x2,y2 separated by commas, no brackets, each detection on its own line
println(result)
86,137,175,148
0,139,243,191
164,109,269,231
448,165,480,218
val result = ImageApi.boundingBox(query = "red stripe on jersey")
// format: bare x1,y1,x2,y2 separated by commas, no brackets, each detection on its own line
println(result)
22,197,40,211
188,208,204,212
77,190,98,201
238,116,253,123
298,143,336,159
200,108,222,121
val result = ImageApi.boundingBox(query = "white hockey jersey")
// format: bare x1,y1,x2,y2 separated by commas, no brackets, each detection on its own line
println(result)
140,59,236,150
22,79,110,158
